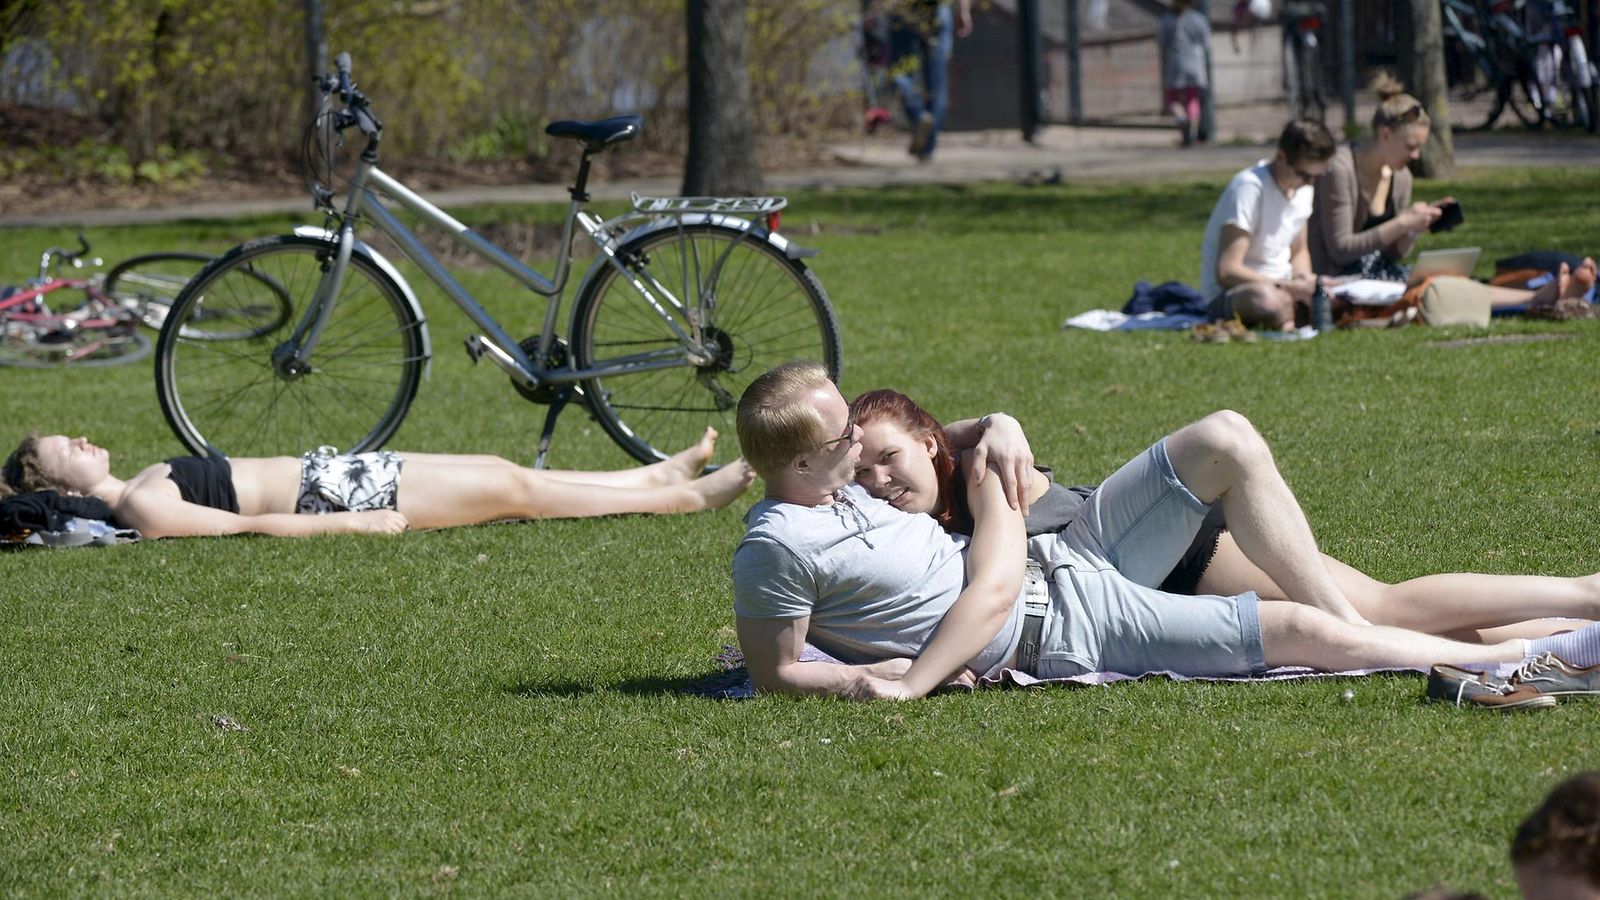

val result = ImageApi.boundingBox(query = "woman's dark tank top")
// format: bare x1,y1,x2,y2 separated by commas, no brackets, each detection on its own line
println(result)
164,456,239,513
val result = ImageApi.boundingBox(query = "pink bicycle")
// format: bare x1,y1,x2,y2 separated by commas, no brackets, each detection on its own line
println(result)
0,236,287,368
0,237,151,368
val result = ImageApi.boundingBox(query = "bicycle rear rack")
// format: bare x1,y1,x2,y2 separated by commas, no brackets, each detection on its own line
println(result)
629,193,787,215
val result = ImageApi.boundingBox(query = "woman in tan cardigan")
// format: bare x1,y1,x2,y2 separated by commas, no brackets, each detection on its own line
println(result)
1308,75,1448,282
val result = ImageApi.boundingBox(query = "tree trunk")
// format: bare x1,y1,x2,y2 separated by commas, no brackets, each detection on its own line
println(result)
1396,0,1455,178
682,0,762,195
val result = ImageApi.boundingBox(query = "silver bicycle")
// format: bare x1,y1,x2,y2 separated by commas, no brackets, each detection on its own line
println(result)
155,53,841,466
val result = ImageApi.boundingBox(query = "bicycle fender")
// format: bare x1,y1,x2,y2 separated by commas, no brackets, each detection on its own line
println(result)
609,213,820,261
292,226,433,377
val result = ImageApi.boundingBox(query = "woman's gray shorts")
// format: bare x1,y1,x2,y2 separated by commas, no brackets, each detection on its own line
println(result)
296,448,404,514
1030,438,1266,679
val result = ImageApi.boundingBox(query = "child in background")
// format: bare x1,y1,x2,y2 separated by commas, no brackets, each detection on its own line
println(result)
1158,0,1213,147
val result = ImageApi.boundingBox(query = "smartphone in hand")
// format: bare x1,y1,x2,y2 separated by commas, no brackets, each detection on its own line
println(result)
1430,201,1464,233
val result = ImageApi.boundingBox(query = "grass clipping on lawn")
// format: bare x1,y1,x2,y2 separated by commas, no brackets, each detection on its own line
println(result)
1,168,1597,897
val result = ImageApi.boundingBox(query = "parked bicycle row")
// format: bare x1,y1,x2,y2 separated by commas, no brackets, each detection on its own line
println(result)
1441,0,1595,132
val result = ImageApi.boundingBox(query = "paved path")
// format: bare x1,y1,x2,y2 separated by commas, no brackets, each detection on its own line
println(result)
5,104,1596,228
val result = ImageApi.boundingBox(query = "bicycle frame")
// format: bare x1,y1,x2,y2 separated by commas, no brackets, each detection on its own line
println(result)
1,278,121,329
297,154,768,397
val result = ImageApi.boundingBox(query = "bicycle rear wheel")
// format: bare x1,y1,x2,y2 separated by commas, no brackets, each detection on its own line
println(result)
1297,41,1325,121
572,222,842,466
107,251,291,338
0,325,151,368
155,235,426,458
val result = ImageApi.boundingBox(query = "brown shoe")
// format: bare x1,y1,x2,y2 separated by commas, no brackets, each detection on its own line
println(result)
1426,664,1556,711
1219,316,1258,343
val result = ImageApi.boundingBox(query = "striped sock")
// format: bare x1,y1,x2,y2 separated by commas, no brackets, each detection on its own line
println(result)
1528,623,1600,669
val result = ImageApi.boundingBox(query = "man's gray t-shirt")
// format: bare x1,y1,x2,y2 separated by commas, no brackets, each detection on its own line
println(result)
732,483,1023,677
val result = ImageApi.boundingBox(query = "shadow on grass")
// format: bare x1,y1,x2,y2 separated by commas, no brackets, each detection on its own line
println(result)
503,667,753,700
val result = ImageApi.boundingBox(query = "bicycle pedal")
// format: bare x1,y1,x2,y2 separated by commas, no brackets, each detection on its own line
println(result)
463,335,487,363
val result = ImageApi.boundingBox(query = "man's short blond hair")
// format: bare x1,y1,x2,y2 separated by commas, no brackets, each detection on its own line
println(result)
736,361,833,479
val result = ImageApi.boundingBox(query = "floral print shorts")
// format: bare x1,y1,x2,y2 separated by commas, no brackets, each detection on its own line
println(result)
296,447,403,514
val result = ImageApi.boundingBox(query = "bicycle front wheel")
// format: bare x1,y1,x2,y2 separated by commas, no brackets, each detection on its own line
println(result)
573,223,842,466
156,235,426,458
0,327,150,368
107,251,291,339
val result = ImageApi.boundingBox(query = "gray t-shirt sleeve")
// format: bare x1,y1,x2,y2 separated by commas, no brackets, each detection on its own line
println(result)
732,535,815,619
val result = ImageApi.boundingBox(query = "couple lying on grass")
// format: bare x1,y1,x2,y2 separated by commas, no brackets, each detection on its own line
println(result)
731,362,1600,701
0,430,755,538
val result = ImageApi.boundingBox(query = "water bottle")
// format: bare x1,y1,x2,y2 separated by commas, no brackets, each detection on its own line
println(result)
1311,276,1333,333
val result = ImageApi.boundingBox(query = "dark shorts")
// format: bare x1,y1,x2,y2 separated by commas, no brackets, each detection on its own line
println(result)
1159,504,1228,595
1205,292,1233,322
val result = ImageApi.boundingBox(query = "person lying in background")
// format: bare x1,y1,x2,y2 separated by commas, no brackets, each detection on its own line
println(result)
1,430,752,538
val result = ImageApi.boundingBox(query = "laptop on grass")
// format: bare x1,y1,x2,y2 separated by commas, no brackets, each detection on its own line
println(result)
1407,247,1481,285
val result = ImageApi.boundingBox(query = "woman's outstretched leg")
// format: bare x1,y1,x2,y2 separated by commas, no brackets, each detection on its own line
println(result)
1196,533,1600,638
397,456,754,529
402,427,721,491
1489,257,1598,309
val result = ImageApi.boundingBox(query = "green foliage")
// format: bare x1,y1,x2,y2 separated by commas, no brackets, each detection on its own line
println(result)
8,0,858,169
2,169,1595,895
0,139,205,185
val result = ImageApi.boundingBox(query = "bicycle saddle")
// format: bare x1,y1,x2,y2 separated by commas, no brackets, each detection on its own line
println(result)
544,114,644,151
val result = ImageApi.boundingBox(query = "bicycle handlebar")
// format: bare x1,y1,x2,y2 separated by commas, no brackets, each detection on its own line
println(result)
315,52,382,141
37,234,94,280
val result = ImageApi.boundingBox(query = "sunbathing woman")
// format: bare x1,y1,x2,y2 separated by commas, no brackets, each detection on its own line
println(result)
0,431,754,538
849,389,1598,643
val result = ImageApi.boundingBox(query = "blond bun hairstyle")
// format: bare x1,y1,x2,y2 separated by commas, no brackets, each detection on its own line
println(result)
1370,72,1430,131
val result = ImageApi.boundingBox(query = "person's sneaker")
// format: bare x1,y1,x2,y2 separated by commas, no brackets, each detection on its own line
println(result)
1509,652,1600,698
908,112,935,158
1425,664,1556,711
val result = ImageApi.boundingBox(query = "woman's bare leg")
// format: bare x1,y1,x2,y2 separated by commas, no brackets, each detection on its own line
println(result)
1489,258,1597,309
396,456,753,529
400,427,719,491
1196,532,1600,638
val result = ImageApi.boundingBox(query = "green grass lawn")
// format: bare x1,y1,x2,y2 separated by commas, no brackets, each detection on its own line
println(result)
3,167,1599,897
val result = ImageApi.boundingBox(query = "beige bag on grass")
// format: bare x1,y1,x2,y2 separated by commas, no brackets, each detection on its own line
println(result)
1419,276,1491,327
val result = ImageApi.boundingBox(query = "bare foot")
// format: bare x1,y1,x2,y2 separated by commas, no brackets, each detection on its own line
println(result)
1530,263,1572,306
687,459,756,511
1570,257,1598,298
647,427,718,486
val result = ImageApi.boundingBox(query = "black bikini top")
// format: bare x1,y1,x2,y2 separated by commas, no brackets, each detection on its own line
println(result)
164,456,239,513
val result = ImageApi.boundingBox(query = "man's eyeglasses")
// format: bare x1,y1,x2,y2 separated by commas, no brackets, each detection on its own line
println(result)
817,416,857,451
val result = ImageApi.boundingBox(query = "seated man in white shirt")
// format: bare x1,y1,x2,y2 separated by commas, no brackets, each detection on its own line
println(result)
1199,119,1338,330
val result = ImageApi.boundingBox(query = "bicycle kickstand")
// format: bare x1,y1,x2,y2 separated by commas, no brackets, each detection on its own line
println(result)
533,385,577,470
